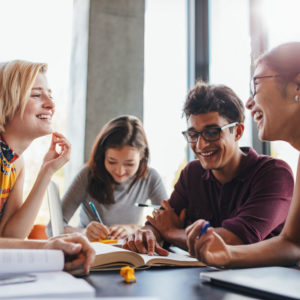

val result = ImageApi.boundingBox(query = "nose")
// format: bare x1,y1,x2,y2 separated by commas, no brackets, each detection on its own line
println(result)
195,135,210,150
116,165,125,175
246,96,255,110
43,94,55,111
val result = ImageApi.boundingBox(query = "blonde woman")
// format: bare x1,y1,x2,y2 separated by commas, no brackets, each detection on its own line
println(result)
0,60,71,238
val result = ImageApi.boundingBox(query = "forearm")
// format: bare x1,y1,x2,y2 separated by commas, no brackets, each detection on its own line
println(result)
163,228,188,250
227,235,300,268
0,238,46,249
3,167,52,238
214,227,244,245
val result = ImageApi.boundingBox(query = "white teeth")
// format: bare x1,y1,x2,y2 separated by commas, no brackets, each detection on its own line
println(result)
38,114,51,119
254,111,263,122
201,151,214,157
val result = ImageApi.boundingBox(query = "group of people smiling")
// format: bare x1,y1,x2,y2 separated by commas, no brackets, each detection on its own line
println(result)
1,42,300,274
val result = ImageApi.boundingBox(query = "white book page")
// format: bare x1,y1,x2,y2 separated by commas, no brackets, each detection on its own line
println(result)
141,251,202,265
0,271,95,298
0,249,64,274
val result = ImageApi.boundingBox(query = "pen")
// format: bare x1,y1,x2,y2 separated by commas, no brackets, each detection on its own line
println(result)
135,203,161,209
89,201,104,224
197,221,210,238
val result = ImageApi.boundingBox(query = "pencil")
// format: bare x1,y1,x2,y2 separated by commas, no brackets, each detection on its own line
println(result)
134,203,162,209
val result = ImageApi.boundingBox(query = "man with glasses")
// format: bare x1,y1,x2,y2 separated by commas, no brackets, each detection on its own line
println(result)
123,81,293,256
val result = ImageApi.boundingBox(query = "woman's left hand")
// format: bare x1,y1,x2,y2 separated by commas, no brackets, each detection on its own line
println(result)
42,132,71,173
109,224,140,239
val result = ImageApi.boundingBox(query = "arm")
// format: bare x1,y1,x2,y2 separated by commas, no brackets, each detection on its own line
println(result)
0,233,96,274
0,133,71,238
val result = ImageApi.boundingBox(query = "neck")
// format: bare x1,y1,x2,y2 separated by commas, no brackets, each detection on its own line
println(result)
212,148,244,185
1,130,32,156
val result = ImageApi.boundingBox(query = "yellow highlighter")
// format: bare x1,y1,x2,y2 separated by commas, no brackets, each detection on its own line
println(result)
98,239,118,244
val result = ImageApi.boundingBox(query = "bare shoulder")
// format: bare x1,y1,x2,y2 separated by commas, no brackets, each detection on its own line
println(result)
13,155,25,174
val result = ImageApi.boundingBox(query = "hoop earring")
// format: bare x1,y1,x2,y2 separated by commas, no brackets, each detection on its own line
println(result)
295,95,300,102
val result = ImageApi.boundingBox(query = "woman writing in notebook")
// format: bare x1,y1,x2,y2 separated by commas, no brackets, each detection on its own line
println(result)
59,115,167,241
0,60,71,239
186,42,300,267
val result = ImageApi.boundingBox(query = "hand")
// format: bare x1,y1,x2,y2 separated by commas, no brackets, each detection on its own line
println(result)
44,233,95,274
122,228,169,256
42,132,71,174
85,221,109,241
147,200,186,241
109,224,140,239
186,219,231,266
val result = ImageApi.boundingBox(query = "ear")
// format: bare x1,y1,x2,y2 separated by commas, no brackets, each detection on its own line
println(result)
234,123,244,141
295,73,300,91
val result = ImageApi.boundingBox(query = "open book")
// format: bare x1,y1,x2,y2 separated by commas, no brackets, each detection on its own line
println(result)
0,249,95,298
91,242,205,270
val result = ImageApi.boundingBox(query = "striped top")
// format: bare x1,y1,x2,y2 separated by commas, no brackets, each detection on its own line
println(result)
0,137,18,218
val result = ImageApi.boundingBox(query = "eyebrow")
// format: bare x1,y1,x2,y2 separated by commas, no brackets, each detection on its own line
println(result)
31,87,52,93
187,124,220,131
107,157,135,162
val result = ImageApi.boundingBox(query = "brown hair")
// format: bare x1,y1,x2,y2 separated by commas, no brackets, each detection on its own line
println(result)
184,80,245,123
87,115,149,204
256,42,300,91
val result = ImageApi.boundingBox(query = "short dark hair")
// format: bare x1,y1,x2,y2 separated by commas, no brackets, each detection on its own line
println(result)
257,42,300,86
87,115,149,204
183,80,245,123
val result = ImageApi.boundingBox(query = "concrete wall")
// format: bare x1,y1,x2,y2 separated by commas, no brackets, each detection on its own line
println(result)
85,0,145,160
67,0,145,183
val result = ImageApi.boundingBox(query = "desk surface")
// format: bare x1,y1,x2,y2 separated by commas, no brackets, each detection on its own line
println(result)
86,267,256,300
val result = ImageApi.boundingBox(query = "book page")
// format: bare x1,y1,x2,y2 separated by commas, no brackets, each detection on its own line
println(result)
0,249,64,274
140,251,205,267
0,271,95,298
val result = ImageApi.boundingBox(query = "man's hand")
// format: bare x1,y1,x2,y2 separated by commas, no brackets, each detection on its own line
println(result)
122,228,169,256
186,219,231,266
147,200,186,241
44,233,95,274
85,221,110,241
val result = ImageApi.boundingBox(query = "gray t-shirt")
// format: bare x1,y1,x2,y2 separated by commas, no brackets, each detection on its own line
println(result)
60,165,167,228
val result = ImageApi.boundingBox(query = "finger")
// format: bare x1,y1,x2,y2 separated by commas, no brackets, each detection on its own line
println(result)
161,200,172,210
186,220,206,256
179,208,186,223
126,234,139,252
134,231,148,254
155,243,169,256
144,231,156,256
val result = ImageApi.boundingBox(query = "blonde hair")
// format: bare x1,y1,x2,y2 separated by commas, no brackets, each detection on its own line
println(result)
0,60,48,133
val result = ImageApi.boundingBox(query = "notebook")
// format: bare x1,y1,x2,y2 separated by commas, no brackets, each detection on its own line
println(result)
0,249,95,298
200,266,300,300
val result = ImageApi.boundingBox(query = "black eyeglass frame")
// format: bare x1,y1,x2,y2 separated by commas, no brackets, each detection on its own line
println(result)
182,122,238,144
250,74,281,98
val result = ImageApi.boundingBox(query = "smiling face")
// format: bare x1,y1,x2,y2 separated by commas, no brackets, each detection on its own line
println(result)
7,72,54,140
104,145,141,183
187,112,242,171
246,62,296,142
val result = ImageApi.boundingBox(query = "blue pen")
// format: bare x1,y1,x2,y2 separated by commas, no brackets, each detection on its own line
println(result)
89,201,104,224
197,221,210,238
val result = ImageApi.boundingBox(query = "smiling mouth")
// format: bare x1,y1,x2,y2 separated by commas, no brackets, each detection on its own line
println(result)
254,111,263,123
199,150,218,158
37,114,52,120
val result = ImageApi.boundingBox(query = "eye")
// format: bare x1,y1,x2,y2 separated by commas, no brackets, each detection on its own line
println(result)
31,94,41,98
108,161,117,165
204,128,219,138
125,164,135,167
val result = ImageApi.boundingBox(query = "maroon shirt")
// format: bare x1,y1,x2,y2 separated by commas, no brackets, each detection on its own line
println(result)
169,147,294,244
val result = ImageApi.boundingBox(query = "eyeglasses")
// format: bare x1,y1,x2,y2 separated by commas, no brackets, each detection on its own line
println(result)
182,122,238,143
250,74,281,98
